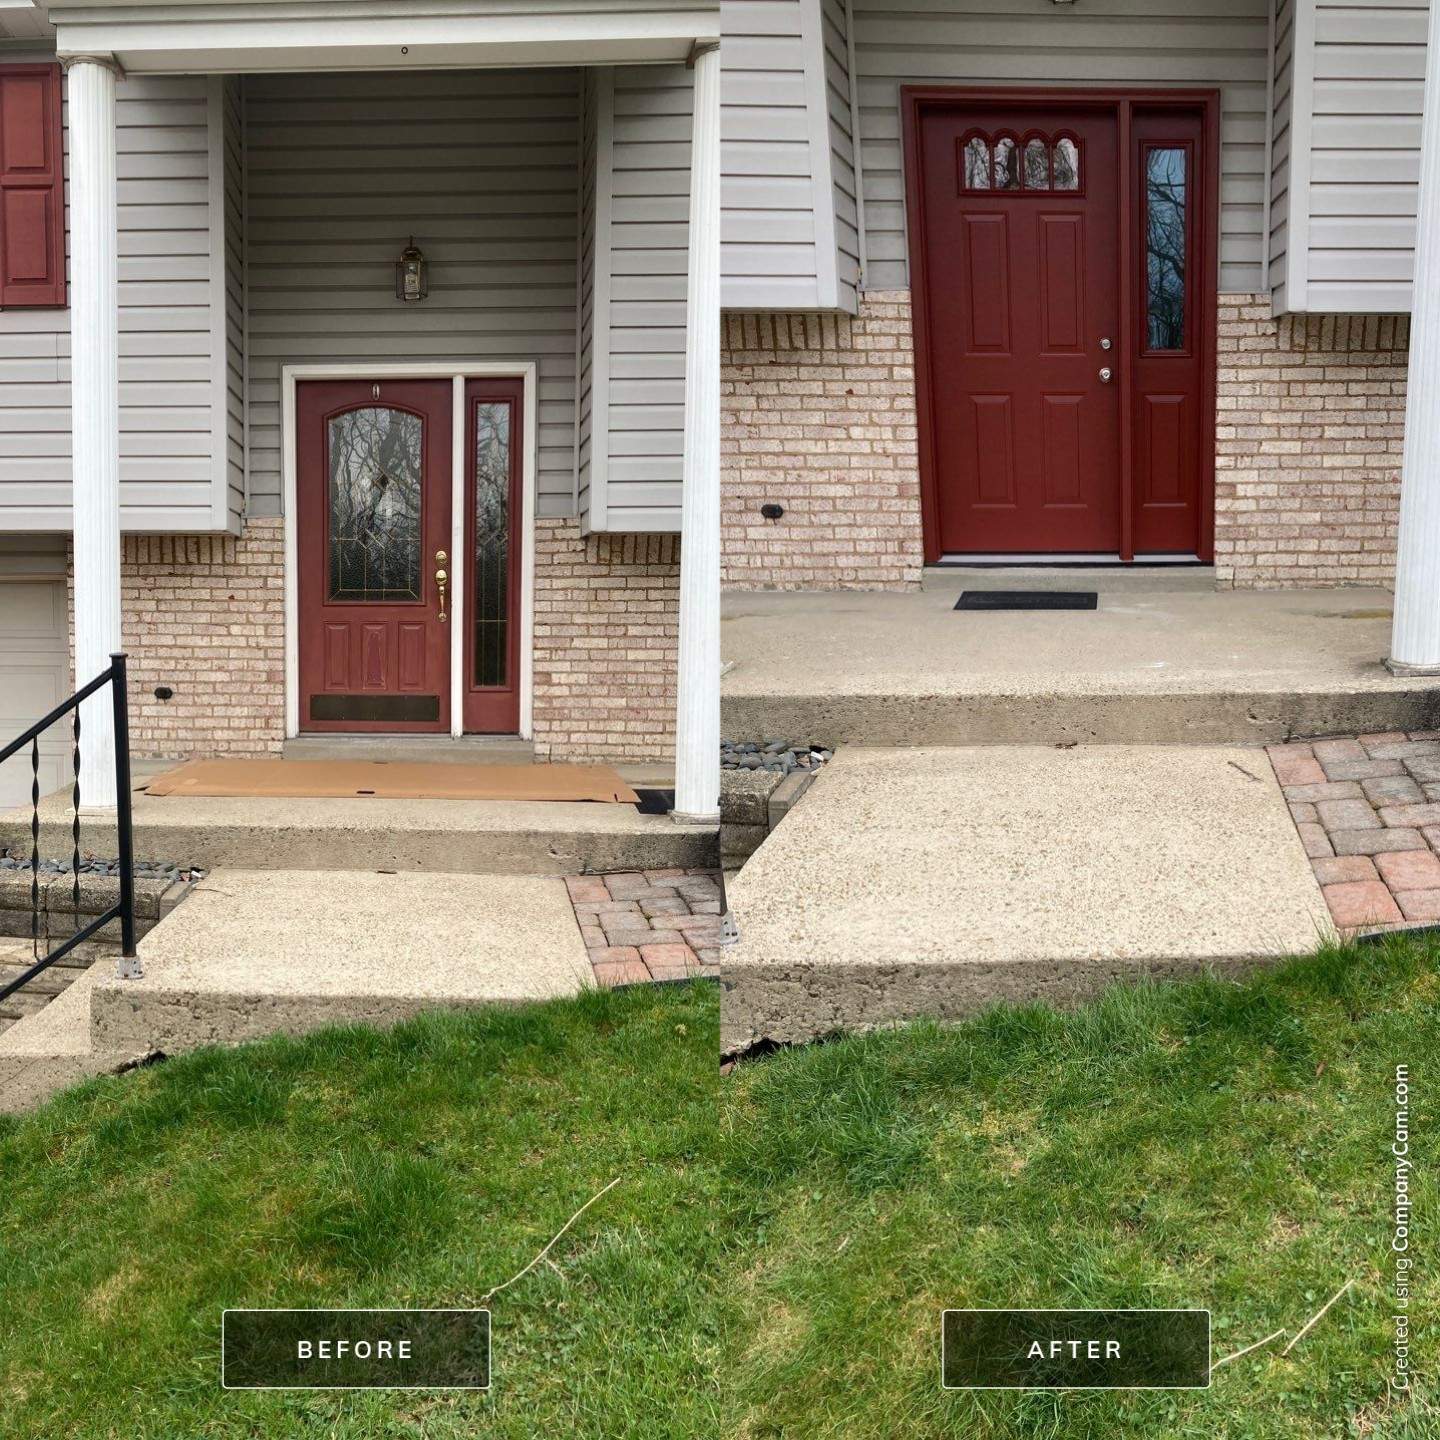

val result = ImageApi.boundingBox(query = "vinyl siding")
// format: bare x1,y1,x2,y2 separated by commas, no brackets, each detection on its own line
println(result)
850,0,1273,294
1303,0,1426,311
0,61,232,531
222,74,245,524
1268,0,1296,309
822,0,860,308
577,68,601,524
241,67,584,519
604,62,692,529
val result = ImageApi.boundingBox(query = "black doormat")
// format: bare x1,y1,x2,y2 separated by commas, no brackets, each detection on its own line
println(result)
634,787,675,815
955,590,1098,611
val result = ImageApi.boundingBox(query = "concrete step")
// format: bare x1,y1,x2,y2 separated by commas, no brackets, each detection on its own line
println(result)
88,868,594,1055
722,583,1440,748
721,745,1333,1052
0,960,83,999
281,734,535,765
0,796,717,878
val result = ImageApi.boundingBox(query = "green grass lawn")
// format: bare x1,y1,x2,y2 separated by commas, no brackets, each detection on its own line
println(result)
2,941,1435,1439
0,982,720,1439
720,937,1439,1439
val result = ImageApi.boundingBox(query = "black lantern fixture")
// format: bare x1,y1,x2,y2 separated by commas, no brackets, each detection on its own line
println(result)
395,236,428,303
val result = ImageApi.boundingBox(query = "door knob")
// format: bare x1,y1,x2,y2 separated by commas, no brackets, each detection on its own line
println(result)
1099,367,1113,384
435,567,449,623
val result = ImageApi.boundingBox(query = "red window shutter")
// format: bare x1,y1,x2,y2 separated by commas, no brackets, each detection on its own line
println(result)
0,64,66,309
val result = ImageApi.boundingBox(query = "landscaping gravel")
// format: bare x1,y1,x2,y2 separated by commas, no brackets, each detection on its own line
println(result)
721,739,832,775
0,848,204,883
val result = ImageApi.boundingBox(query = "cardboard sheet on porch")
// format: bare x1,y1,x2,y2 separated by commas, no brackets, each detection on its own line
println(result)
143,760,640,804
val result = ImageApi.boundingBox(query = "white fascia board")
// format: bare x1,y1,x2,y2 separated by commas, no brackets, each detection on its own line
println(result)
51,9,719,74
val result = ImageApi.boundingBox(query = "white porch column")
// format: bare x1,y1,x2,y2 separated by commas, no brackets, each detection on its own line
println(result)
673,41,721,823
1390,1,1440,673
66,57,123,805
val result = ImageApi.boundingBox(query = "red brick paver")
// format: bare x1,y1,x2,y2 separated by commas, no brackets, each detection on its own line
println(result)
565,869,722,987
1270,733,1440,935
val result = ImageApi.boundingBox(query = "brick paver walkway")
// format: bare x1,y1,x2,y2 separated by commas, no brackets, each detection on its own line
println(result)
1268,732,1440,933
565,869,721,987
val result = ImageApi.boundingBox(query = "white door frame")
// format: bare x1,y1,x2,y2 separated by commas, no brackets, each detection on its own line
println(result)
280,362,538,741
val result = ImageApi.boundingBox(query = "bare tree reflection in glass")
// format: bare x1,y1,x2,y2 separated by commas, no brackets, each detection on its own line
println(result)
1146,148,1187,351
327,407,424,602
964,136,990,189
472,402,511,688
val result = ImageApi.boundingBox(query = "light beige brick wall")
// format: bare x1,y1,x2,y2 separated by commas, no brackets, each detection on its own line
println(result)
67,522,287,759
1215,295,1408,588
722,294,924,591
531,519,679,763
723,289,1410,591
69,516,677,764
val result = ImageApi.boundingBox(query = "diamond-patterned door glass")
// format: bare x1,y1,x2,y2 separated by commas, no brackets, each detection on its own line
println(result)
327,407,423,602
473,401,512,688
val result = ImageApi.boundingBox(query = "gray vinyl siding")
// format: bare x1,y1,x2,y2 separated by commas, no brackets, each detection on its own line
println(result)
850,0,1273,294
722,0,819,307
822,0,860,309
0,62,232,532
1303,0,1426,311
1269,0,1296,308
604,62,692,529
577,70,600,525
222,75,245,524
241,68,583,519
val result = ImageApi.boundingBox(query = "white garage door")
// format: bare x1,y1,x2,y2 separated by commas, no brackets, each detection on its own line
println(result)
0,551,70,812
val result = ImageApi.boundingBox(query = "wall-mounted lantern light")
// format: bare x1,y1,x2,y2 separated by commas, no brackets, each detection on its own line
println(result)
395,237,428,303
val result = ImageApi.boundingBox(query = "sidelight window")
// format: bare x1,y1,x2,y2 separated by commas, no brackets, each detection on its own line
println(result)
472,401,512,688
1144,146,1188,351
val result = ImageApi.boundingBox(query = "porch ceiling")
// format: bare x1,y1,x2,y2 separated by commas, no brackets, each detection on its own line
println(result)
40,1,719,73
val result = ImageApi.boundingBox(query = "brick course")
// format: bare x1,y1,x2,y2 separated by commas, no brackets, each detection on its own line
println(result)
723,289,1410,592
531,519,679,763
1216,295,1408,589
722,295,924,591
68,522,287,759
68,516,678,765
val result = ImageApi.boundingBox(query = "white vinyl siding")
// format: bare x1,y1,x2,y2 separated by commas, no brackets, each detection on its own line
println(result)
1299,0,1427,311
1269,0,1296,309
221,74,245,524
241,68,584,520
604,62,692,529
721,0,856,310
851,0,1272,295
577,68,601,523
0,62,233,532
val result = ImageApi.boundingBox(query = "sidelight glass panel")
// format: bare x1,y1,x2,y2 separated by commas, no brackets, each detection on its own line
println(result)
327,407,423,602
1053,137,1080,191
472,401,511,688
1145,147,1187,350
993,136,1019,190
963,136,990,189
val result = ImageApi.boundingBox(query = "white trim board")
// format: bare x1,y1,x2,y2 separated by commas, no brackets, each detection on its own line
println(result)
280,362,538,743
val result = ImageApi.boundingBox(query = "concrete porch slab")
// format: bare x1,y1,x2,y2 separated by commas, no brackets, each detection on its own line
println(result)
722,574,1440,747
721,745,1334,1051
89,868,594,1054
0,790,717,876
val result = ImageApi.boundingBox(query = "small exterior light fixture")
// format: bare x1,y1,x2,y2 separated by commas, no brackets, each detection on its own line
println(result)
395,237,428,303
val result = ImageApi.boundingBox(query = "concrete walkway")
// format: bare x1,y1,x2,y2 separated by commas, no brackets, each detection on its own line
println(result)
721,745,1332,1051
722,572,1440,746
87,869,594,1054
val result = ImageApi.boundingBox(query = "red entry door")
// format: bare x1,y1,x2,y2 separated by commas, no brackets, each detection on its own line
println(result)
297,380,453,732
917,105,1122,556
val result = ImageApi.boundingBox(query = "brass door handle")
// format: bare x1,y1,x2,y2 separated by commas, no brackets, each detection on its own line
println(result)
435,567,448,623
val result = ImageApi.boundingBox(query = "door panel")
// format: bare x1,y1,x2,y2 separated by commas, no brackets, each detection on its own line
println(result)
1131,111,1205,553
920,105,1121,555
462,378,523,735
297,379,453,733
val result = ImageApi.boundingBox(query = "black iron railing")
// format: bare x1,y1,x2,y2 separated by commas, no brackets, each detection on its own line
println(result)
0,653,137,1006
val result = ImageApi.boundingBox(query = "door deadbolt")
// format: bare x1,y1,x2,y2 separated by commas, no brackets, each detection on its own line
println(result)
1100,337,1113,350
